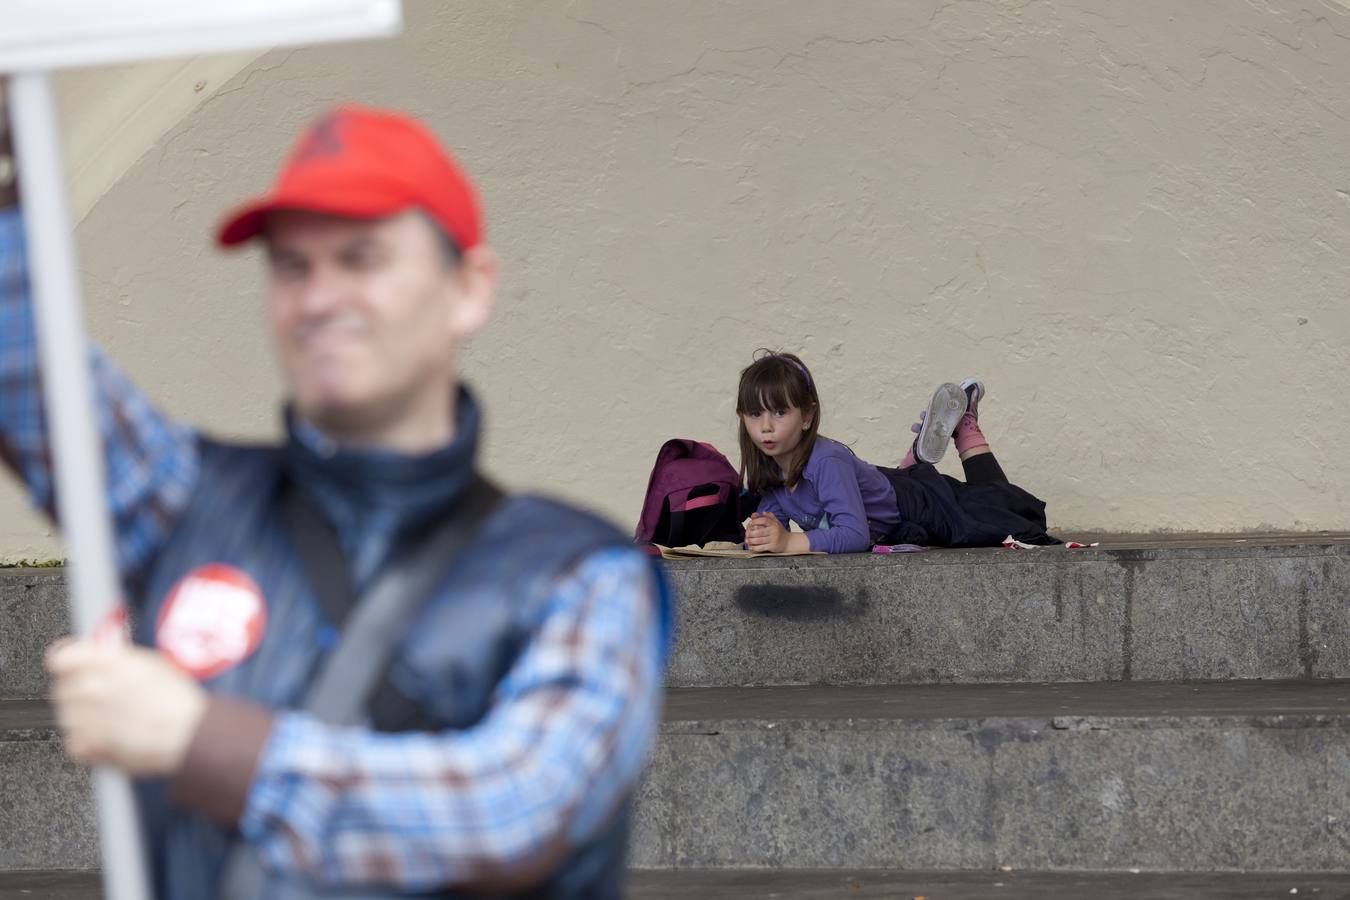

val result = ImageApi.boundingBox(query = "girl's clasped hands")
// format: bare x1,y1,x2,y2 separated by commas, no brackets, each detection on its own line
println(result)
745,510,790,553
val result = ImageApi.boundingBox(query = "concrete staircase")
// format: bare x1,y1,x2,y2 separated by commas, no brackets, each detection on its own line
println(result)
635,536,1350,896
6,538,1350,897
0,570,98,887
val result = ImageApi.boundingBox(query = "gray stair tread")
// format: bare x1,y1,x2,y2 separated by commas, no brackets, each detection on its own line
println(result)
664,532,1350,571
0,699,57,739
0,871,99,899
13,681,1350,739
8,870,1349,900
629,869,1350,899
664,679,1350,727
1069,531,1350,551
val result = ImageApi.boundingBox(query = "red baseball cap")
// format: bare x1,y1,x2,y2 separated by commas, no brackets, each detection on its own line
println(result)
216,105,483,250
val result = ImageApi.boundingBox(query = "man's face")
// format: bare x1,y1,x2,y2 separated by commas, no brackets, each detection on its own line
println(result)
265,210,483,438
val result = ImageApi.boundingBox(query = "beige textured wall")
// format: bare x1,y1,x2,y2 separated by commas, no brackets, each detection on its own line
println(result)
57,54,260,222
0,54,259,558
4,0,1350,559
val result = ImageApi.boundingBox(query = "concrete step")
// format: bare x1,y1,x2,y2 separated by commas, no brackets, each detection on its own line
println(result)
26,681,1350,875
8,869,1350,900
11,682,1350,880
0,701,98,871
0,871,100,899
632,680,1350,871
629,869,1350,899
665,535,1350,686
8,536,1350,696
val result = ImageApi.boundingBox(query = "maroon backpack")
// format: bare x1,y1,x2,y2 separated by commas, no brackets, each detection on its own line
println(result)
635,439,744,547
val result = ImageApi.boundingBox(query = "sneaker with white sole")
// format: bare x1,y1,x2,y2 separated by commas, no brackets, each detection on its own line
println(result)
959,377,985,421
913,382,967,464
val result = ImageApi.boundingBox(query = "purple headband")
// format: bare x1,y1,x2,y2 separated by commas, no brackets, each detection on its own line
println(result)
770,353,812,390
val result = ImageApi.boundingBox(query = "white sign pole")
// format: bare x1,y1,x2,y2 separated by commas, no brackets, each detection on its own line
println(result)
3,5,402,900
9,71,153,900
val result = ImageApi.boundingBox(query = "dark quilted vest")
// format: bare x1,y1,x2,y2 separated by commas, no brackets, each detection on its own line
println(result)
129,440,668,900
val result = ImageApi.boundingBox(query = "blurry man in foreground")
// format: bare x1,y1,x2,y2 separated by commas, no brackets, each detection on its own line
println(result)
0,87,668,898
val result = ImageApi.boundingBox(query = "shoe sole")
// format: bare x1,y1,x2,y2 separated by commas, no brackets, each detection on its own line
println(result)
916,382,967,464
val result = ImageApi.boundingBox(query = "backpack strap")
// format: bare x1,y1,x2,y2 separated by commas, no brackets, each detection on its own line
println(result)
280,483,357,632
292,475,503,724
219,475,504,899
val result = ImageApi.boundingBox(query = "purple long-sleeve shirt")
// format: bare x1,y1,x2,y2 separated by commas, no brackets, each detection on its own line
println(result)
757,438,900,553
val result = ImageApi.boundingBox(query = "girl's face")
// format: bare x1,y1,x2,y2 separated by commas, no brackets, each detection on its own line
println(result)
742,404,813,468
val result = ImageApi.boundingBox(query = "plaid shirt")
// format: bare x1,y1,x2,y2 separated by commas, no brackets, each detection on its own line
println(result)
0,207,664,891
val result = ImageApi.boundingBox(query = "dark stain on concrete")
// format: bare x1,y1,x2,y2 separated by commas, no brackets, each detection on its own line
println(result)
734,585,869,621
1052,567,1067,624
1298,573,1317,679
1115,558,1144,681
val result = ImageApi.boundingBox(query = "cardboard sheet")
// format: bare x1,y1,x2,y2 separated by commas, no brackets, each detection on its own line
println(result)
655,541,825,560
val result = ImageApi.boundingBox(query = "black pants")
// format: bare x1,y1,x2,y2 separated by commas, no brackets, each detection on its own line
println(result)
960,450,1007,485
880,449,1050,548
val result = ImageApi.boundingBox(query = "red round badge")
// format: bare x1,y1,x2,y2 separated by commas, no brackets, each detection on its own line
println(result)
156,564,267,680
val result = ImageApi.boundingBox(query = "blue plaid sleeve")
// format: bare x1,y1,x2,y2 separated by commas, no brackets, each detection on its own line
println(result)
238,548,665,890
0,207,199,579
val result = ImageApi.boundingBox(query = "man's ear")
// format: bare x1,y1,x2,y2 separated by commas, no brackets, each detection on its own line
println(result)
447,245,497,341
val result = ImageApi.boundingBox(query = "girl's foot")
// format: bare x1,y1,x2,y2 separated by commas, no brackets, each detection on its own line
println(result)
955,378,989,456
911,382,967,465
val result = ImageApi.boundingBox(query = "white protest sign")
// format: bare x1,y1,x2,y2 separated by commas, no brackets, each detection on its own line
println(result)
0,0,400,71
2,5,402,899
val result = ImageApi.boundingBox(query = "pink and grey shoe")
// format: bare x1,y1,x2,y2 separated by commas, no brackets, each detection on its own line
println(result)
904,382,967,466
955,378,990,455
959,377,985,420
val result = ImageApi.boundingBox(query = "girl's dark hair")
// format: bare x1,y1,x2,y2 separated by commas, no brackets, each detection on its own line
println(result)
736,351,821,494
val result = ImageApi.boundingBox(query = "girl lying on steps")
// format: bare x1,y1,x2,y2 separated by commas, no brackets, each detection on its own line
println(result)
738,352,1056,554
